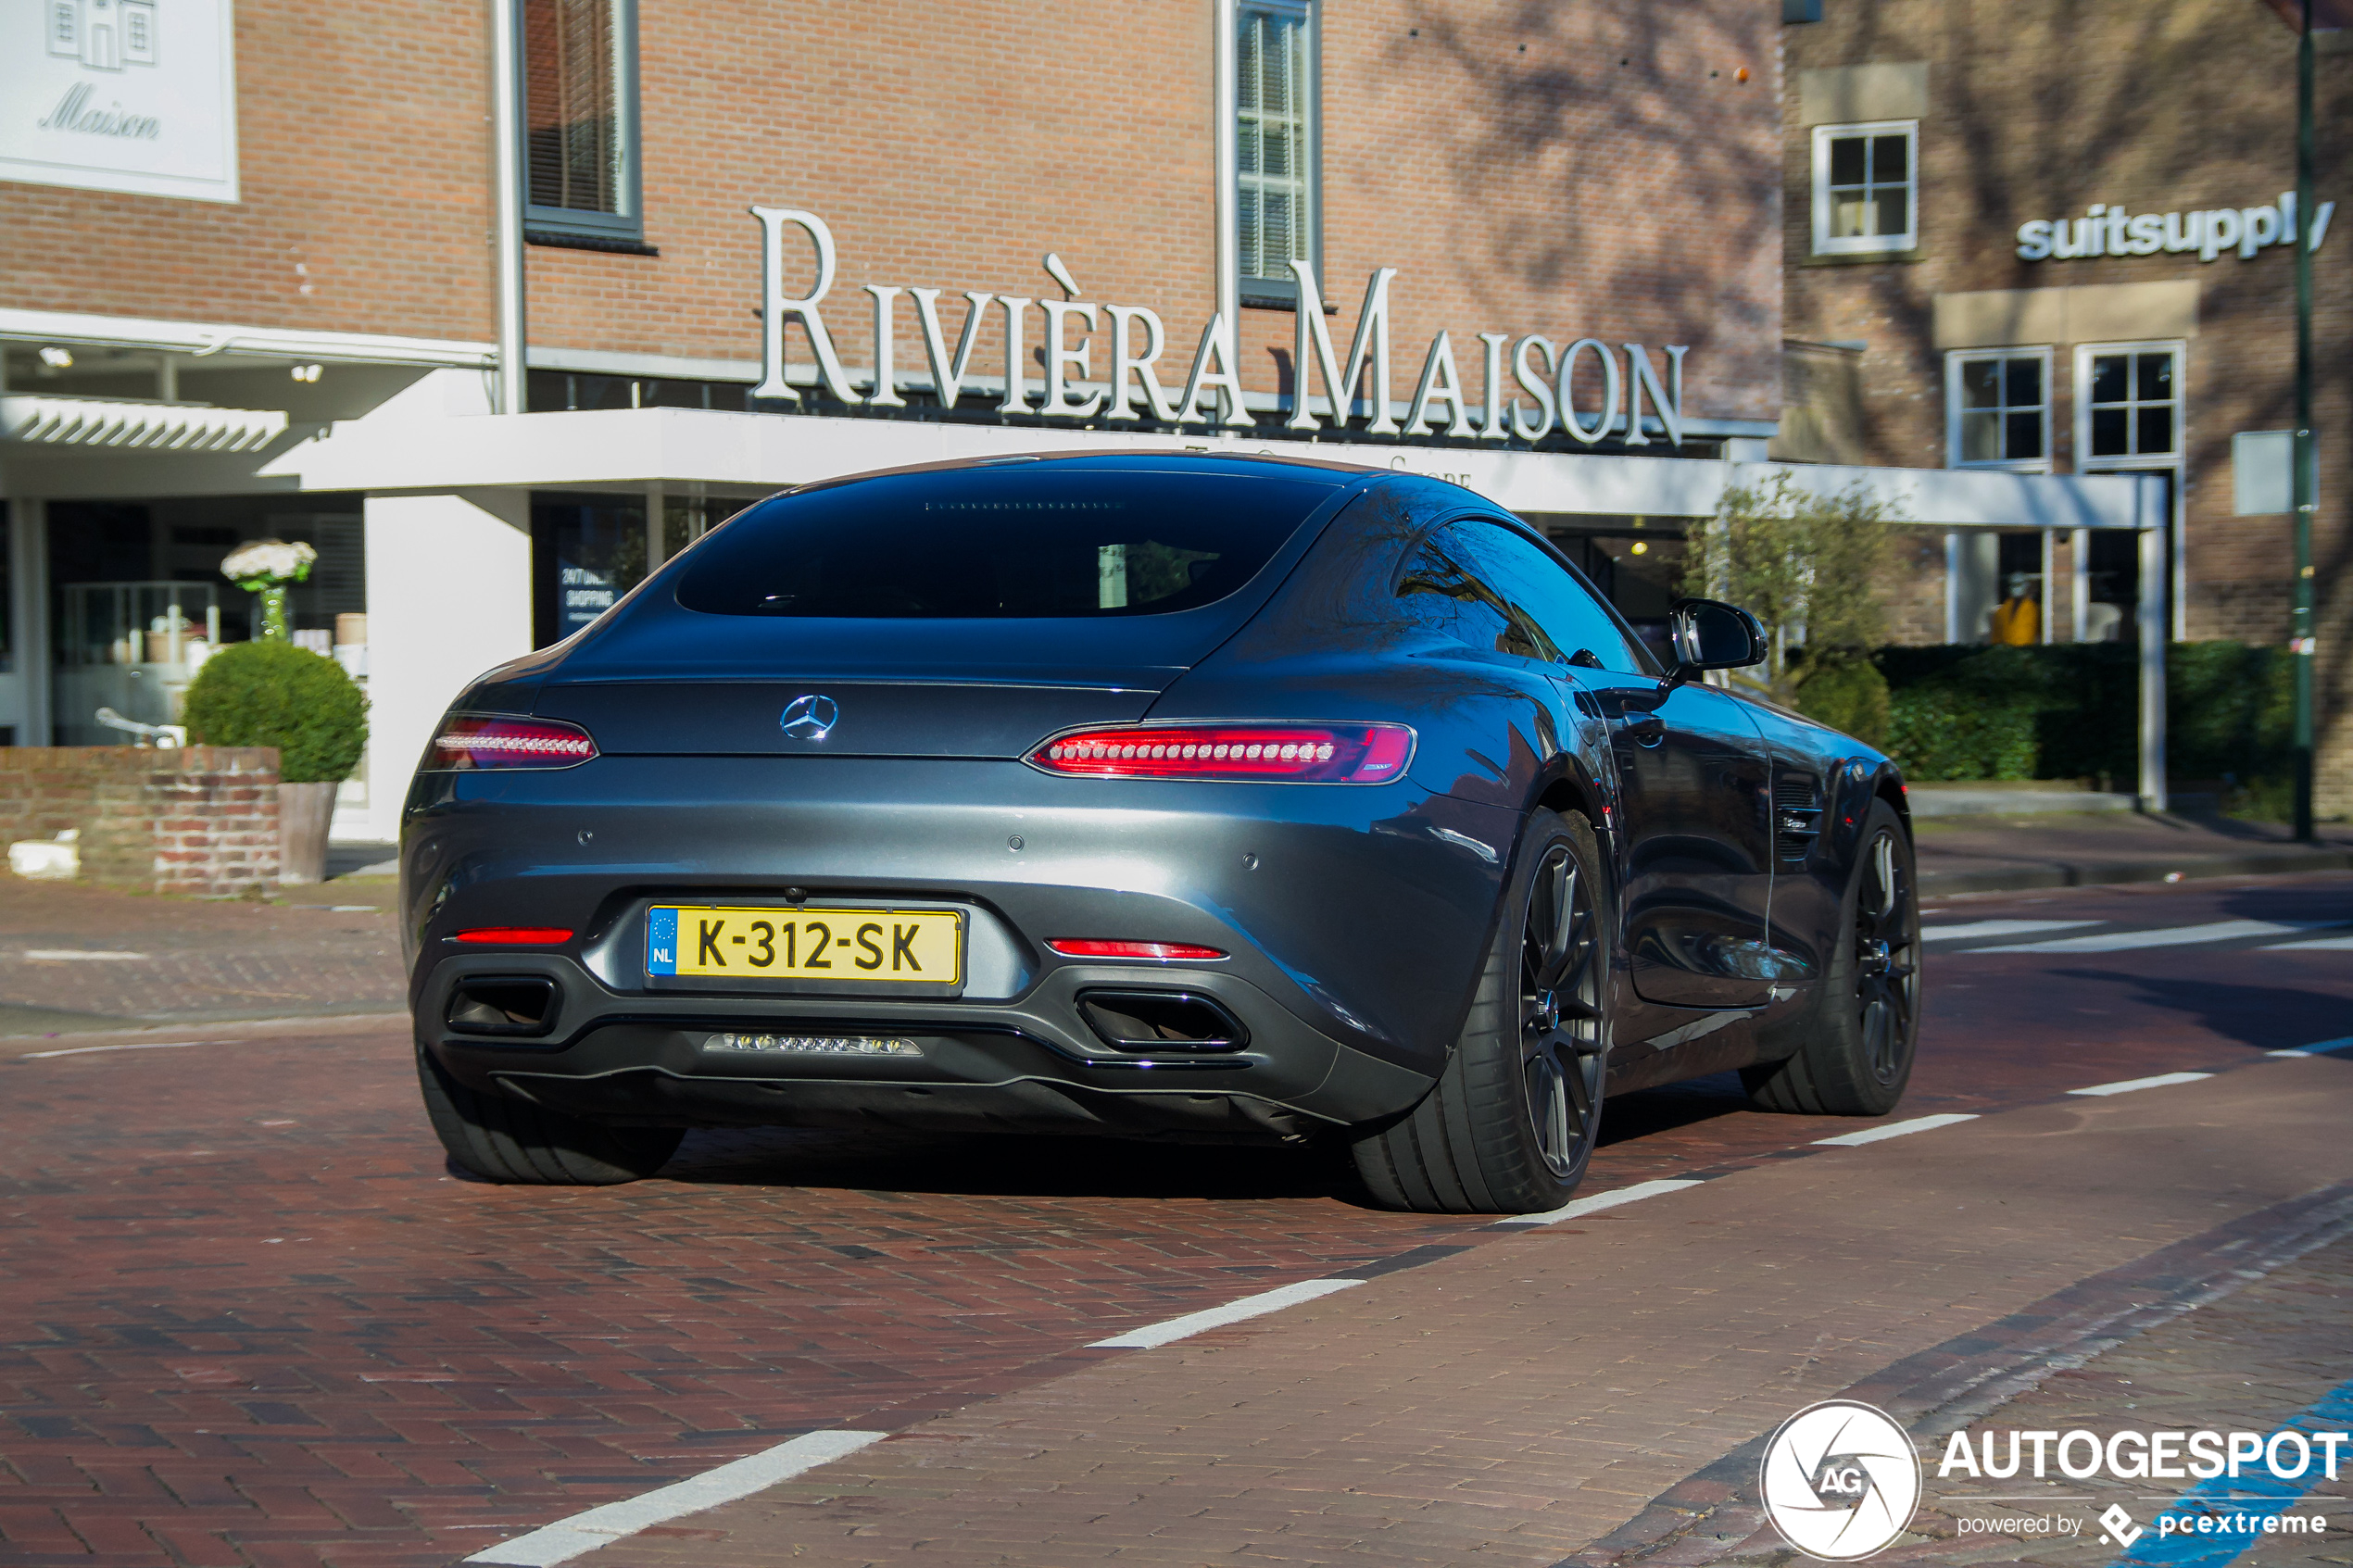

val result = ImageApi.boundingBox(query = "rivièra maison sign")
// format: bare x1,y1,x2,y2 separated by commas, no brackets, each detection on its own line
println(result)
749,208,1696,446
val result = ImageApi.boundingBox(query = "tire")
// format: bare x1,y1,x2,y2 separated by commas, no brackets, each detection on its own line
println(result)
1742,798,1921,1116
1352,807,1610,1214
416,1045,683,1184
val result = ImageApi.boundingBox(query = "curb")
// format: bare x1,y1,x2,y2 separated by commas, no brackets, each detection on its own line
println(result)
1919,846,2353,896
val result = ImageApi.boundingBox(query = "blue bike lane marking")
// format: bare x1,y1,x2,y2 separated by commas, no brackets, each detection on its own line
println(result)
2108,1375,2353,1566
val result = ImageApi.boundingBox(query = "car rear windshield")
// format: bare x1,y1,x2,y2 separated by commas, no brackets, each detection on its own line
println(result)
673,466,1340,618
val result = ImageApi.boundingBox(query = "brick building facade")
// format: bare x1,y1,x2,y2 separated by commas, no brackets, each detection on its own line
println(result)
1779,0,2352,810
1,0,2156,839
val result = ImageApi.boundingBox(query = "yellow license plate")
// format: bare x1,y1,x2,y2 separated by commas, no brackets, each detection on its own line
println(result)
647,905,963,984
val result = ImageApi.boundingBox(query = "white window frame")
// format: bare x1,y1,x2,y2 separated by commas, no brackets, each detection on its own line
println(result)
2074,340,2188,641
1944,347,2054,473
1235,0,1320,307
1810,120,1919,257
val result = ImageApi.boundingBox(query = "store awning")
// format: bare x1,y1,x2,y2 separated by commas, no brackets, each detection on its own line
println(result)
0,394,289,454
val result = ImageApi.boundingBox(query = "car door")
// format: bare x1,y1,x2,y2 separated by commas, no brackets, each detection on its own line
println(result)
1441,520,1778,1010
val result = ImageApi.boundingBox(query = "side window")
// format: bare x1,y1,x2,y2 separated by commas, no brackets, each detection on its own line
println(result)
1452,521,1649,674
1393,524,1552,662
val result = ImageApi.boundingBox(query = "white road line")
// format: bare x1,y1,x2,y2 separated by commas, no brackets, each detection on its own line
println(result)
17,1040,209,1060
2068,1071,2213,1098
20,948,149,960
1087,1277,1364,1350
2263,935,2353,951
1494,1176,1707,1228
1813,1112,1980,1147
1920,920,2102,943
464,1429,889,1567
1969,920,2337,954
2269,1037,2353,1058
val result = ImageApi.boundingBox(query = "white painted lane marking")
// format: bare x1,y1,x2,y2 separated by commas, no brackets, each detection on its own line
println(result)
1971,920,2336,954
2068,1071,2213,1098
464,1429,889,1566
1088,1277,1364,1350
2269,1036,2353,1058
21,948,149,960
18,1041,209,1060
1921,920,2102,943
1495,1176,1707,1228
2262,935,2353,951
1813,1112,1980,1147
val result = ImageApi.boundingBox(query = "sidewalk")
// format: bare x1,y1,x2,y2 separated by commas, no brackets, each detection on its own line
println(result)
1913,808,2353,895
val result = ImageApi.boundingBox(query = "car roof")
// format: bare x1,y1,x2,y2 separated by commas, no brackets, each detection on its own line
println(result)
769,447,1383,501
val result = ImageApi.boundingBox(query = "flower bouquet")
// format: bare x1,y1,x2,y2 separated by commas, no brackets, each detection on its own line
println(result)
220,539,318,641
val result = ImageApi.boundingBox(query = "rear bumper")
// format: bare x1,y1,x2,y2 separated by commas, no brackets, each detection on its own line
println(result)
404,756,1519,1137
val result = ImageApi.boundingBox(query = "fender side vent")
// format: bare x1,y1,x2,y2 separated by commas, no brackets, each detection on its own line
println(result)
1774,773,1823,863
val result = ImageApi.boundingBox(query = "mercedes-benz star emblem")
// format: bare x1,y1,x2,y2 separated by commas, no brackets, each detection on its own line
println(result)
780,694,839,740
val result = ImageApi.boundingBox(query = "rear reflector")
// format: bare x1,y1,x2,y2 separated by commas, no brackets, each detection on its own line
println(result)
454,927,573,945
1048,939,1228,960
423,714,598,771
1028,723,1414,784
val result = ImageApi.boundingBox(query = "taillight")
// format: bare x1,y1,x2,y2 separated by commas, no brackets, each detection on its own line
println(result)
423,714,598,771
1047,939,1227,960
1027,723,1414,784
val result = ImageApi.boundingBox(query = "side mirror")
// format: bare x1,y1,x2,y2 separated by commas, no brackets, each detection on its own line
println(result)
1667,598,1768,678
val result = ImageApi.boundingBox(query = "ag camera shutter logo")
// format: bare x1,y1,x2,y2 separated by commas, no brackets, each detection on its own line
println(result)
1759,1399,1922,1561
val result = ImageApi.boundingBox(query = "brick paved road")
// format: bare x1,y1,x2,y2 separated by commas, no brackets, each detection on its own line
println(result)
0,872,2348,1564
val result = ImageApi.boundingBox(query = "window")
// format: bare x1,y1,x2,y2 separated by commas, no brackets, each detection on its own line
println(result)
2074,342,2186,640
522,0,639,242
1944,350,2051,470
673,469,1342,619
1810,121,1917,256
2082,347,2180,462
1237,1,1317,305
1396,521,1648,674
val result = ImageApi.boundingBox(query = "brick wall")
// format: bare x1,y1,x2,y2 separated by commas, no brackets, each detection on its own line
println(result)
0,748,282,897
0,1,1786,427
1784,0,2353,813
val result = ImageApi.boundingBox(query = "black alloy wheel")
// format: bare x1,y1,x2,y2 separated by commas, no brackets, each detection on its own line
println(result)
1852,823,1919,1086
1520,843,1605,1179
1742,797,1922,1117
1351,807,1612,1213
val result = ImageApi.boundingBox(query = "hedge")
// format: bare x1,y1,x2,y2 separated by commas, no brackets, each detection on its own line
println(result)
1872,642,2293,787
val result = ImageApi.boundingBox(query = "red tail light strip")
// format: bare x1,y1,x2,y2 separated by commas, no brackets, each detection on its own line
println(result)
1047,939,1228,960
454,928,573,945
1028,723,1414,784
425,715,599,771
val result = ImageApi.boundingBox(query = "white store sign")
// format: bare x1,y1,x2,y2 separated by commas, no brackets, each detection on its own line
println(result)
0,0,239,203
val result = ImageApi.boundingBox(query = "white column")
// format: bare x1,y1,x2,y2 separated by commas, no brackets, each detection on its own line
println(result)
2039,528,2056,644
1943,530,1961,644
2070,528,2091,642
2137,517,2169,812
492,0,527,416
1212,0,1239,423
361,490,534,841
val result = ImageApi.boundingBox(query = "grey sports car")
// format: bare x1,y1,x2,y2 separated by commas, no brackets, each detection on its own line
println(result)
402,452,1919,1214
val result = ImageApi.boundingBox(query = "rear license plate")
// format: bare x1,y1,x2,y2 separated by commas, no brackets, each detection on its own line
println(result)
646,906,964,984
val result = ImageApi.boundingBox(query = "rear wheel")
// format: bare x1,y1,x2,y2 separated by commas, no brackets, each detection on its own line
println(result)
1352,808,1608,1214
1742,798,1920,1116
416,1045,683,1184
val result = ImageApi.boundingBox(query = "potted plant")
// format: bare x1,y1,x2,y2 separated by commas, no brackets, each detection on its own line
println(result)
220,538,317,641
181,640,369,885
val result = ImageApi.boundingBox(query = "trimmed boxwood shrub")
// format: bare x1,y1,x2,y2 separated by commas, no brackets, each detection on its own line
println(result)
182,640,370,784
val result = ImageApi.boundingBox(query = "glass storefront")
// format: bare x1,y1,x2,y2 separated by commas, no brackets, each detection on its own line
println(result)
529,491,742,646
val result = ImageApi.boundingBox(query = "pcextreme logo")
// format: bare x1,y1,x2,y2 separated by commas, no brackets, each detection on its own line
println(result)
1759,1400,1923,1562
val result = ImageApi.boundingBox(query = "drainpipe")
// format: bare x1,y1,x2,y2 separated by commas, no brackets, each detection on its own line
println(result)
1212,0,1239,424
492,0,527,415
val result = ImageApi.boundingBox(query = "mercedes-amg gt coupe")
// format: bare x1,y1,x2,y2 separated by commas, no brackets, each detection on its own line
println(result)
402,451,1920,1214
